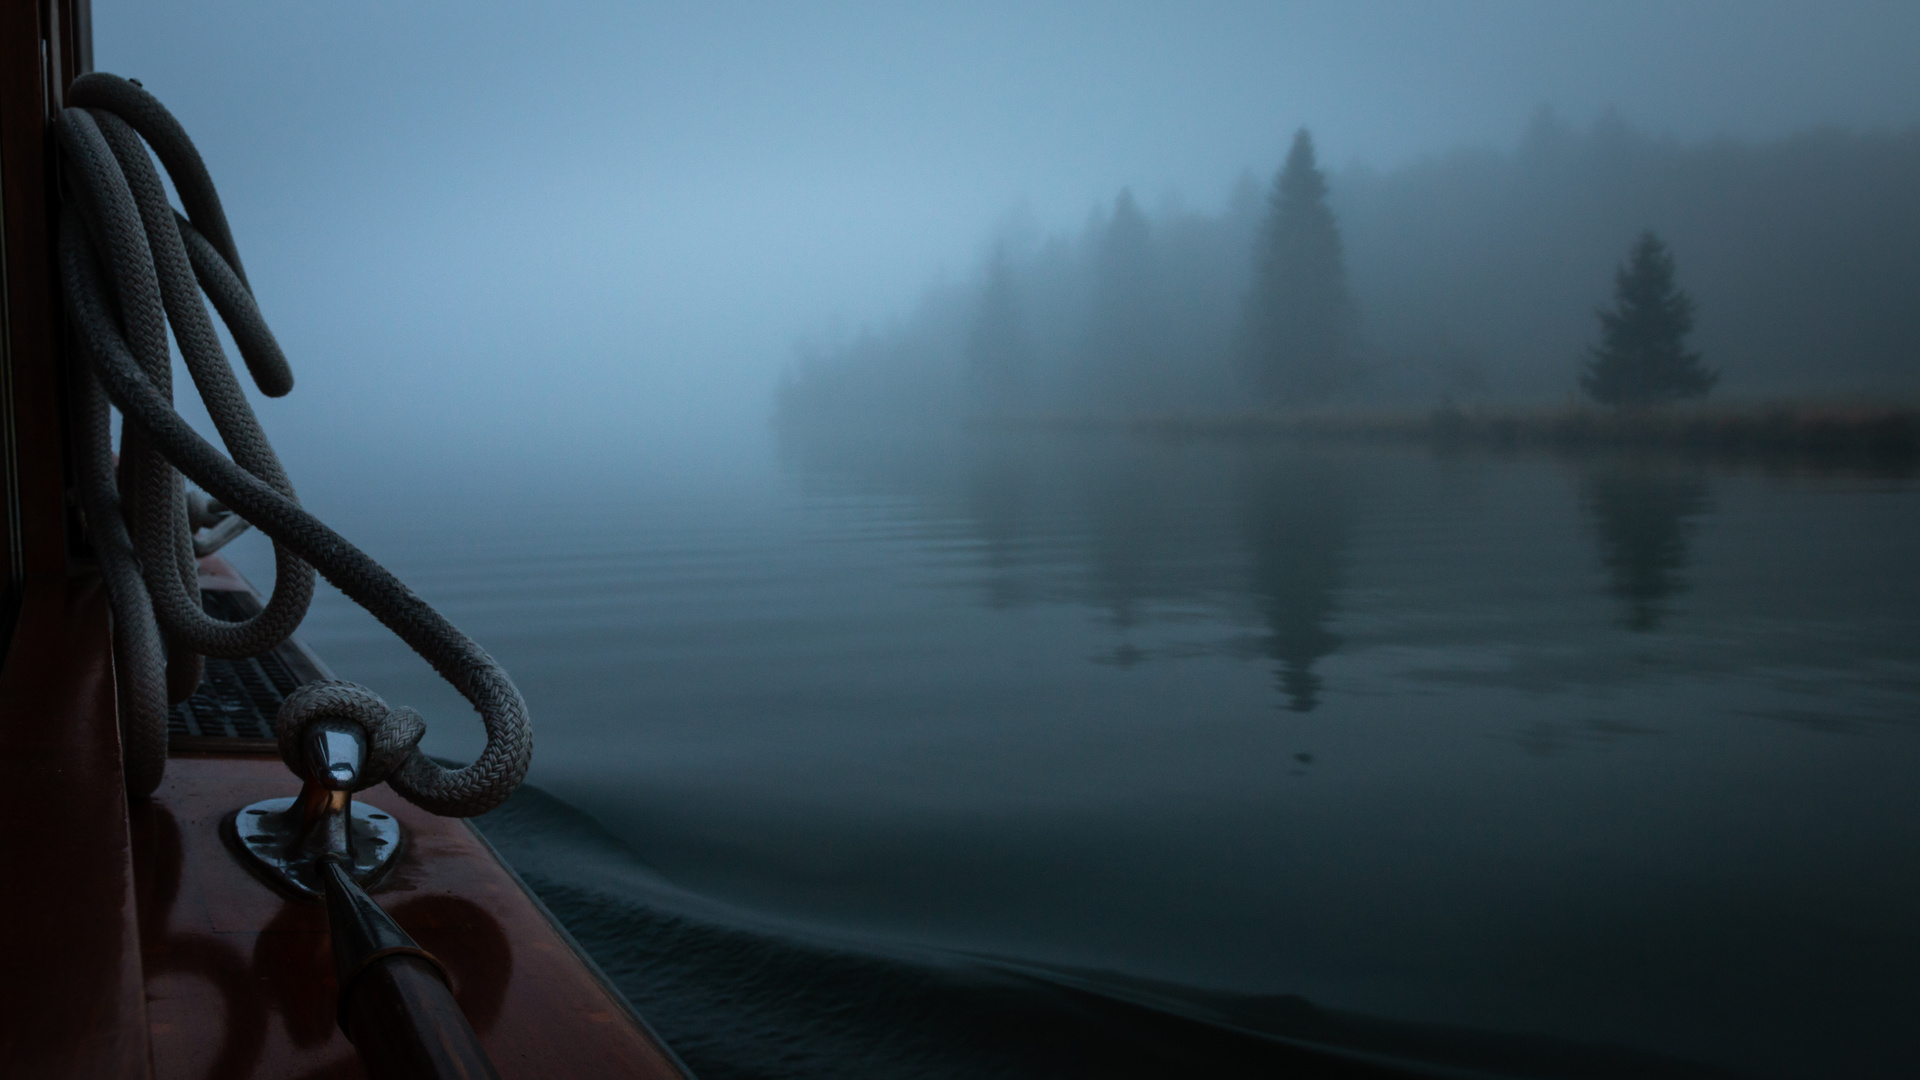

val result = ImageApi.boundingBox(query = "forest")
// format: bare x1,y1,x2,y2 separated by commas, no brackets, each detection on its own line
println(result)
776,111,1920,431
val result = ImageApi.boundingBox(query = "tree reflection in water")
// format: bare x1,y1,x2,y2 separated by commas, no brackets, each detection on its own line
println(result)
1577,456,1712,632
1237,452,1349,711
779,428,1364,713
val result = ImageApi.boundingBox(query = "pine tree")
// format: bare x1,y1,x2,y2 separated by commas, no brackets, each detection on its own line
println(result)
1581,232,1717,407
965,244,1026,410
1242,129,1359,404
1086,189,1161,406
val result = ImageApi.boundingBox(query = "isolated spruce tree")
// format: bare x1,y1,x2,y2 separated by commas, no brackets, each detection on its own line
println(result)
1242,129,1359,403
1581,232,1717,407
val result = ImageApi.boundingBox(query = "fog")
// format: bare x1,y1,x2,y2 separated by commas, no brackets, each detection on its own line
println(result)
780,114,1920,425
92,11,1920,1071
92,1,1920,480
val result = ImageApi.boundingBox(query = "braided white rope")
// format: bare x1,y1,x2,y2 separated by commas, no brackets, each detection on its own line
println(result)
57,73,531,815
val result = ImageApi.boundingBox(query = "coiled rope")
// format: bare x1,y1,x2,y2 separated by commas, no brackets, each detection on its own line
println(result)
57,73,530,816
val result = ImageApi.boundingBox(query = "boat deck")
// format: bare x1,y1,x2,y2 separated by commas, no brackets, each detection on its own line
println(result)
0,568,688,1078
138,754,685,1079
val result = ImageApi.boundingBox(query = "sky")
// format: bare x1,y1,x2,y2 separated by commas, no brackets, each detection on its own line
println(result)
92,0,1920,480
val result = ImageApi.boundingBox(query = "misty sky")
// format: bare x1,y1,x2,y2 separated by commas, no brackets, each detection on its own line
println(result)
94,1,1920,476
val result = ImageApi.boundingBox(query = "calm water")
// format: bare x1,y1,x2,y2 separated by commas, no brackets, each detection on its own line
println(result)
249,431,1920,1078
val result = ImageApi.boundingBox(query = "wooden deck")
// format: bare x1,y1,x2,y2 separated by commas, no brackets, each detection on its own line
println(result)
0,578,150,1079
137,755,687,1079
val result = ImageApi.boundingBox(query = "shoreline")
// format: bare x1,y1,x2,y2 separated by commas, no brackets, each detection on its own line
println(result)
963,402,1920,465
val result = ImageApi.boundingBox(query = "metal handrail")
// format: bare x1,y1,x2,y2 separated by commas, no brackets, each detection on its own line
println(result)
324,859,499,1080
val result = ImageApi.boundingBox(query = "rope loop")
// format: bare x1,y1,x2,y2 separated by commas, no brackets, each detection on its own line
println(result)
56,72,531,815
275,681,425,792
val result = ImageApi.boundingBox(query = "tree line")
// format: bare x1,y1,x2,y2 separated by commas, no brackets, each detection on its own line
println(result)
778,111,1920,428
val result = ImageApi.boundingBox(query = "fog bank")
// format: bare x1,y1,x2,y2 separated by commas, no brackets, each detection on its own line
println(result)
779,114,1920,428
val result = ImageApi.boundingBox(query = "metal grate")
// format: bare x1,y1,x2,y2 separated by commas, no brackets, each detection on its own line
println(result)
166,587,329,747
165,650,305,740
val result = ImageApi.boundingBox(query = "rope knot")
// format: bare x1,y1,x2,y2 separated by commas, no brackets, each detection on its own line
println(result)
276,680,425,792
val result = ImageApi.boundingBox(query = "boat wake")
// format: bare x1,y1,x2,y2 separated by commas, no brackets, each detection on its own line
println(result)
475,785,1729,1080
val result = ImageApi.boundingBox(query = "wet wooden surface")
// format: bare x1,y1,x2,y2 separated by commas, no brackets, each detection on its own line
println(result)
0,577,150,1079
137,755,687,1080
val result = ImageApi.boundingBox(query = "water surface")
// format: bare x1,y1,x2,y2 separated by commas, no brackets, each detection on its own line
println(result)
246,431,1920,1078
